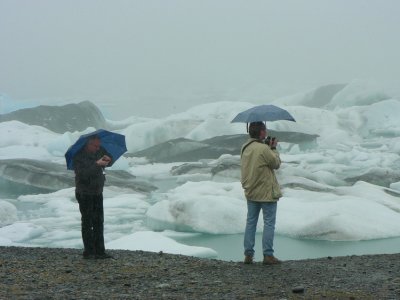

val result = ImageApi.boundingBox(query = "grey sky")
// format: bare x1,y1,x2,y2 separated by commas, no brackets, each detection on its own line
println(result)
1,0,400,118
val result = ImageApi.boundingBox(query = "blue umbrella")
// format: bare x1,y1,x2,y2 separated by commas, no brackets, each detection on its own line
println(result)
231,104,296,123
65,129,127,170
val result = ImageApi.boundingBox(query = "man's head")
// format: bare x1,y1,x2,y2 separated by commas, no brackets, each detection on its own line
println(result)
85,136,101,153
248,122,267,140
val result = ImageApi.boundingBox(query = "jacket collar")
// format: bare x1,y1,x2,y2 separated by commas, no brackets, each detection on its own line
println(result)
245,138,263,146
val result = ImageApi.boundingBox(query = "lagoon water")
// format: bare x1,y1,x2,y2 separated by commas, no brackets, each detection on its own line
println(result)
177,234,400,262
1,82,400,260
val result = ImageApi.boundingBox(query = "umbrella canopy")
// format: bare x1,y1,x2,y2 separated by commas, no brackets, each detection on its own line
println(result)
65,129,127,170
231,104,296,123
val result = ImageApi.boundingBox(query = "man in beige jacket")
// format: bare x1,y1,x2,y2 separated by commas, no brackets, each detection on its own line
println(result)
241,121,282,265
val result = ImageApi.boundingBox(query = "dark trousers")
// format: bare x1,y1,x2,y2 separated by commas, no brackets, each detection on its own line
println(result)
76,192,105,255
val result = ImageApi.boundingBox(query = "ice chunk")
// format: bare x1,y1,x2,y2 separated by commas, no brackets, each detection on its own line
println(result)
277,181,400,240
0,223,46,243
146,181,246,234
0,200,18,227
106,231,217,258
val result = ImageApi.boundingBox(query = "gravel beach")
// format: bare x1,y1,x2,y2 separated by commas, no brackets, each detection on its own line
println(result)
0,246,399,299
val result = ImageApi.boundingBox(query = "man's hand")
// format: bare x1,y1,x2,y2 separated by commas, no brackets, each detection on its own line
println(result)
96,155,111,167
102,155,111,162
270,137,278,150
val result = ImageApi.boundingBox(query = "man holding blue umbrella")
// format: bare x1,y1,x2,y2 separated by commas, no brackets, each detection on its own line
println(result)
66,129,127,259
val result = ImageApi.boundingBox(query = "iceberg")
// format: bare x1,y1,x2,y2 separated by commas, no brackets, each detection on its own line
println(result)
278,181,400,240
146,181,246,234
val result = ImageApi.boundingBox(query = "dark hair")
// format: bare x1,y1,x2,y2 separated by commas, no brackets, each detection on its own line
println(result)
87,135,100,141
85,135,101,145
248,122,266,138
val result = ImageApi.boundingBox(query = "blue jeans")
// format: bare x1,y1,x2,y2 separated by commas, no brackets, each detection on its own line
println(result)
244,200,277,257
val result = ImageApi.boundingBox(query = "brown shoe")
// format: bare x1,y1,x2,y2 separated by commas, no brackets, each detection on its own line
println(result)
263,255,281,265
244,255,253,264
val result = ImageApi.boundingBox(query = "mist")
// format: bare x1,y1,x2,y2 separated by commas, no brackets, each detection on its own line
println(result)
1,0,400,118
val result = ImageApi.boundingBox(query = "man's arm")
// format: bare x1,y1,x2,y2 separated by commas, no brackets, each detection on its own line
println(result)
262,147,281,170
73,154,103,177
100,147,114,167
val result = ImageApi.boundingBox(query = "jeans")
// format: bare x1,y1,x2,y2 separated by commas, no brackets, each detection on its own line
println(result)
244,200,277,257
76,192,105,255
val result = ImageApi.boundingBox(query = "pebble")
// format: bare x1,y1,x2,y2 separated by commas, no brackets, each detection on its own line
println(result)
156,283,171,289
292,286,305,294
0,246,399,299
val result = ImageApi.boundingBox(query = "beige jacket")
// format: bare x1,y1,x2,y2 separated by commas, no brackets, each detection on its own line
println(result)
240,138,282,202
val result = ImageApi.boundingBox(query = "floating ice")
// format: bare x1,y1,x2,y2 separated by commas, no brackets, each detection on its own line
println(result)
146,181,247,234
146,178,400,241
0,223,46,245
0,236,12,246
0,200,18,227
106,230,217,258
277,181,400,240
12,188,153,248
390,182,400,191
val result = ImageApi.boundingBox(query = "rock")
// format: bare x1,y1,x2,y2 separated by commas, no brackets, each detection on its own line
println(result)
292,286,305,294
156,283,170,289
0,101,107,133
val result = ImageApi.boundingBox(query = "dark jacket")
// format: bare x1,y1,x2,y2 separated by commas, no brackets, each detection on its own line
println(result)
73,147,112,195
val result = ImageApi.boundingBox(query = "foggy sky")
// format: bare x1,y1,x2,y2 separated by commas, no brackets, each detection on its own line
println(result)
1,0,400,119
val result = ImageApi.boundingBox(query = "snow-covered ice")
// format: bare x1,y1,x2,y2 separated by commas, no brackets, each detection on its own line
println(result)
106,231,217,258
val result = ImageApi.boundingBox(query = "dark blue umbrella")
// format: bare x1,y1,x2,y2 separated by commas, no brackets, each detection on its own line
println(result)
231,104,296,123
65,129,127,170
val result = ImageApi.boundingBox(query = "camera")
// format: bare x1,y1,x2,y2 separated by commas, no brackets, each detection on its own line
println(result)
264,136,276,146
